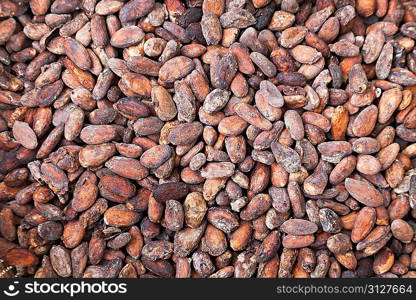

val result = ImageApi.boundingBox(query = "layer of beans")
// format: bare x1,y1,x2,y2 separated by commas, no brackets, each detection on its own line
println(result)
0,0,416,278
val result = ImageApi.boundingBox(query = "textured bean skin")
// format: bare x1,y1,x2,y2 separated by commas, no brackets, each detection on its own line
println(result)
0,0,415,281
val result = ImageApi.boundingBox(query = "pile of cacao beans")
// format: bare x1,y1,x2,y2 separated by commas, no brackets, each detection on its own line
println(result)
0,0,416,279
